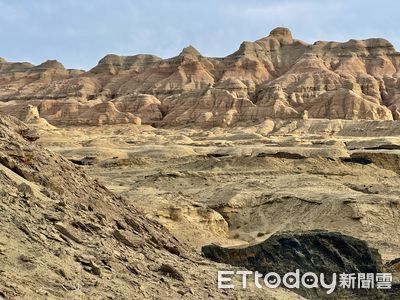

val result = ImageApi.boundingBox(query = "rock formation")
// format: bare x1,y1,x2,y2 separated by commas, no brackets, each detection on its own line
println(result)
202,230,400,299
0,27,400,126
18,104,55,128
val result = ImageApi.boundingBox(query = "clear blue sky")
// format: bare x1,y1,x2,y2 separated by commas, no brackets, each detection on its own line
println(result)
0,0,398,70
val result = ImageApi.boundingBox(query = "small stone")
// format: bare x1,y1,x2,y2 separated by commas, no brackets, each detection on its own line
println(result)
76,254,96,264
54,222,82,244
89,261,101,276
158,264,185,281
43,212,64,222
113,229,144,249
17,183,34,197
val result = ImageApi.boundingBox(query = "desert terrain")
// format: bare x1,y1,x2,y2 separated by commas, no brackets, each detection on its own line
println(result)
1,27,400,299
1,113,308,299
31,117,400,298
34,118,400,255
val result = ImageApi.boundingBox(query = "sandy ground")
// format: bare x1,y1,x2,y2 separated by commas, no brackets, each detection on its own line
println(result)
37,122,400,263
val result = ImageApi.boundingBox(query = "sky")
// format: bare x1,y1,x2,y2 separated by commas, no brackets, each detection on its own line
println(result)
0,0,399,70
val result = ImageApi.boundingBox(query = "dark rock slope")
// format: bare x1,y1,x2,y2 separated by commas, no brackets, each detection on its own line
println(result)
202,230,400,299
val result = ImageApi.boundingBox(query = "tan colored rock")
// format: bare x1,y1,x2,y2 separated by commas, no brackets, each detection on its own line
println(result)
132,116,141,126
0,27,400,126
20,105,40,122
18,104,55,129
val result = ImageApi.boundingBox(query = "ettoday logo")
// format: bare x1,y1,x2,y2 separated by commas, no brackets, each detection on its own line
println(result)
217,270,392,294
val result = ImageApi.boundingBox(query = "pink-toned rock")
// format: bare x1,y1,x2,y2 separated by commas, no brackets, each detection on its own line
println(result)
0,27,400,126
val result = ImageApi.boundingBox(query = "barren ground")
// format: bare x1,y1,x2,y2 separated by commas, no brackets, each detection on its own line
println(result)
37,120,400,265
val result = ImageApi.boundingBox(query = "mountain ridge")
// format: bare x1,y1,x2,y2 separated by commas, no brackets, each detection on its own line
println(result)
0,27,399,126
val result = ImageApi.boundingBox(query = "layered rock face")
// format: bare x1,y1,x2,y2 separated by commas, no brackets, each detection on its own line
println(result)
1,27,400,126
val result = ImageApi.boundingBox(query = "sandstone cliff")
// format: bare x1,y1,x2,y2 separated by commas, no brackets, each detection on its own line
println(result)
1,27,400,126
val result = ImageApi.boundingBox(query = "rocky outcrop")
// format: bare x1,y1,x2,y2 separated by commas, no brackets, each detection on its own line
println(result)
202,230,399,299
31,60,66,72
90,54,162,74
350,151,400,174
17,104,55,128
1,27,400,126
